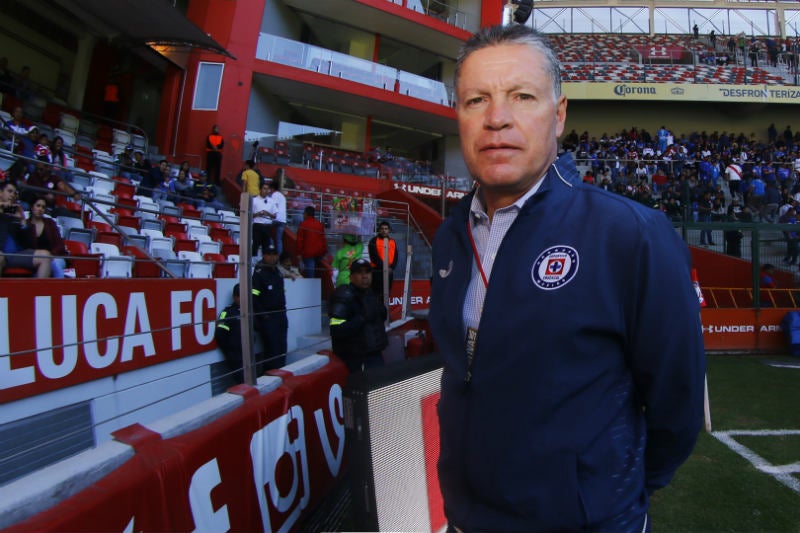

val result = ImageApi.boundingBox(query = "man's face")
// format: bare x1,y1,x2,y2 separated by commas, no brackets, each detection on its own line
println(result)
378,224,390,237
456,43,567,203
1,184,17,203
350,268,372,289
159,161,168,172
263,251,278,266
260,184,269,198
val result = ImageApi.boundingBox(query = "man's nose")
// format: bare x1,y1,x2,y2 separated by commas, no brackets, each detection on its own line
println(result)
484,99,512,130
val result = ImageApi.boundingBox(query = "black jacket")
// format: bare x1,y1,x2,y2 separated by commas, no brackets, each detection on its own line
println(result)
215,302,242,370
329,284,388,361
0,212,24,252
252,263,286,323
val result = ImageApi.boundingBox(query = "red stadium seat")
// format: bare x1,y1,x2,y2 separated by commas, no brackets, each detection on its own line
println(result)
1,266,35,277
95,231,123,248
122,245,162,278
204,253,236,278
63,240,102,278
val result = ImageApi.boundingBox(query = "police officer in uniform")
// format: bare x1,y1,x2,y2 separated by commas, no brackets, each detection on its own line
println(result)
215,284,243,383
252,244,287,372
329,258,388,372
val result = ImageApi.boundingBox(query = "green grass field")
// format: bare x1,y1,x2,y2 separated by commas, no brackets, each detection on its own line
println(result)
650,355,800,532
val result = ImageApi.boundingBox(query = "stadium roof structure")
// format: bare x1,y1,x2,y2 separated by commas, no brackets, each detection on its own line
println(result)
51,0,233,59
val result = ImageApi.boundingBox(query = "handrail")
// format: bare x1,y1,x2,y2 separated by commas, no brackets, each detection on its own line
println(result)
703,287,800,309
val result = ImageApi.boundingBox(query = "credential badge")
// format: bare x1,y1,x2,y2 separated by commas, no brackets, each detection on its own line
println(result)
531,246,579,290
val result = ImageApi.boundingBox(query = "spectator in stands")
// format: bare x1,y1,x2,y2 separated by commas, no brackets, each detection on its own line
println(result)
379,146,394,163
278,251,303,280
24,196,67,277
132,150,151,182
429,25,704,533
34,133,51,163
333,233,364,287
152,166,176,204
295,205,327,278
768,123,778,144
738,34,747,60
759,263,777,306
20,161,63,209
368,220,398,299
779,207,799,265
764,181,782,222
116,149,135,182
2,106,29,140
749,41,760,67
215,283,243,384
251,182,272,258
693,24,699,39
172,168,194,203
328,257,388,372
178,161,195,182
0,57,13,92
50,136,68,168
205,124,224,185
240,159,260,197
192,171,223,211
724,210,744,258
14,65,34,102
140,159,169,198
0,180,51,278
252,244,287,371
265,180,287,255
725,157,743,199
16,126,39,173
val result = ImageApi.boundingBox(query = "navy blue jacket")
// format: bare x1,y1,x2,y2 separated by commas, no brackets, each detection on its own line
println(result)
429,153,705,532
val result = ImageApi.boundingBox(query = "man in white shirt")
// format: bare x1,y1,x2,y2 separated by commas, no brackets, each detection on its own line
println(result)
266,181,287,255
251,183,272,258
725,158,743,199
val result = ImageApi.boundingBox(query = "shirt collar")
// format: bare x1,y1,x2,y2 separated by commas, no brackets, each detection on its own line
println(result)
469,175,546,223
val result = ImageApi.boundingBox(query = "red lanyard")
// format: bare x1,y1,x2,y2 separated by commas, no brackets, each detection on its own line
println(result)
467,221,489,289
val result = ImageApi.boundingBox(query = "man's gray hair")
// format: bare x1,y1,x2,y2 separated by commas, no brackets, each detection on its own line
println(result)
454,24,562,101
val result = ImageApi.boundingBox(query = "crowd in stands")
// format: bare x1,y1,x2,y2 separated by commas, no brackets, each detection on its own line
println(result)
0,97,240,279
566,125,800,255
552,33,798,85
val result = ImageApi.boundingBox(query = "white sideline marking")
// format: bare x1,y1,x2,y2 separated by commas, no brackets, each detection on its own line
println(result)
712,430,800,494
766,363,800,369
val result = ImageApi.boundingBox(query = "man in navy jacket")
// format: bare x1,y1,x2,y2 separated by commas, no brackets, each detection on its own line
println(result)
429,24,705,532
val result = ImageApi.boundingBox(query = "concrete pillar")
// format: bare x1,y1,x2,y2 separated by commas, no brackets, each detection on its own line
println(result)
68,35,95,109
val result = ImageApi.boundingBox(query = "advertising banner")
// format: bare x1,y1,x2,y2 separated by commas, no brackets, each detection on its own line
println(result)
563,82,800,104
0,279,217,403
701,308,787,352
5,359,349,533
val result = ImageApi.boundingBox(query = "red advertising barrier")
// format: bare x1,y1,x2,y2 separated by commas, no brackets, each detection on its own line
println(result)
701,308,788,352
0,279,217,403
388,279,431,322
5,357,349,533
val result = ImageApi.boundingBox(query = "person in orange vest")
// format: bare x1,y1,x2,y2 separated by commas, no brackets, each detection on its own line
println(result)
368,220,398,299
205,124,224,185
103,76,120,120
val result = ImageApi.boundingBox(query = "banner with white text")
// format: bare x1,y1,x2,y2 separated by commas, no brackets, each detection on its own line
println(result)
0,279,217,403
